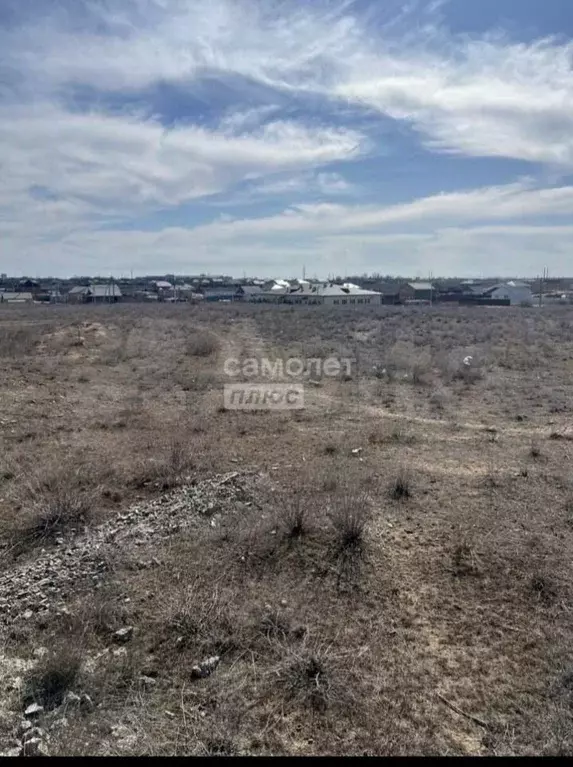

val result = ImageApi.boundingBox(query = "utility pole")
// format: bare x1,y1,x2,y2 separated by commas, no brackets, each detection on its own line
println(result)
539,266,548,308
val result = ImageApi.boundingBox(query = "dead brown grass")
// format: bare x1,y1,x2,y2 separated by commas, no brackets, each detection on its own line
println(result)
1,302,573,756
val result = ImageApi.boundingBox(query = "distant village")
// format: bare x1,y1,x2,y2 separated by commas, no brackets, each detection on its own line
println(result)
1,273,573,307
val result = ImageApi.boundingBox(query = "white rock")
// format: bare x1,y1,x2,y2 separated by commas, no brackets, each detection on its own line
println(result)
64,691,81,706
17,720,33,737
113,626,134,643
20,737,48,756
2,747,22,757
80,694,94,711
191,656,220,679
22,727,46,743
24,703,44,718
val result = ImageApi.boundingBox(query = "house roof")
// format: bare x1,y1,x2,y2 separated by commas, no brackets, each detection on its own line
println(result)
407,282,434,291
0,292,33,301
483,282,532,295
317,284,381,297
202,287,238,297
239,285,263,295
88,284,123,297
367,281,402,295
68,285,88,294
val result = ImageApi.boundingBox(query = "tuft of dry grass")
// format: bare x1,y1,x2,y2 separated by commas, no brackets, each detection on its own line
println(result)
389,469,411,501
128,438,195,491
187,331,219,357
279,496,309,541
530,441,543,459
275,642,335,714
330,494,368,555
0,324,42,357
23,645,83,711
3,466,97,553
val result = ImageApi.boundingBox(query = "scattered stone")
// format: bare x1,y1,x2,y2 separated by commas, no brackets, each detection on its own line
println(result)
22,727,46,743
80,694,94,711
2,747,22,757
351,447,363,455
24,703,44,719
22,610,34,620
113,626,134,643
191,656,220,680
280,598,288,607
20,737,48,756
64,691,81,706
7,676,23,692
17,720,33,737
139,675,157,689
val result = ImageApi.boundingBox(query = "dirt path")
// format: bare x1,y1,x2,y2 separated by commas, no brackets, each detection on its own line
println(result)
210,321,570,443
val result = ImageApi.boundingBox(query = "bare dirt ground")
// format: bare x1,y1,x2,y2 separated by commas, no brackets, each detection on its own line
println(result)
1,302,572,755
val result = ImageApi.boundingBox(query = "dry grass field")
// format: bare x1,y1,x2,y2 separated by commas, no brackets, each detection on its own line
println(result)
1,302,573,755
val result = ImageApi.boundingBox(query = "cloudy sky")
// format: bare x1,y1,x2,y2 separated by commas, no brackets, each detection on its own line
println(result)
1,0,572,278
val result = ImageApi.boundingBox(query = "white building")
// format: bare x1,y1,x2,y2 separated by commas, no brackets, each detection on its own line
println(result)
259,280,382,306
484,281,533,306
0,291,33,304
317,284,381,306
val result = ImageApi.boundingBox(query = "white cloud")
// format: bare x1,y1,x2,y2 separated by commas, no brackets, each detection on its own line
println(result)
2,0,573,275
6,181,573,277
0,103,363,241
336,37,573,167
13,219,573,279
6,1,573,168
179,181,573,240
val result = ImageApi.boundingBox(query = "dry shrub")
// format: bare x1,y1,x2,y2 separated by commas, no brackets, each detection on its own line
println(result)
23,645,83,711
549,431,573,442
161,579,239,656
274,642,334,714
451,541,480,577
381,341,433,385
278,495,309,541
429,387,449,412
530,441,543,459
272,637,359,722
389,468,411,501
0,324,42,357
187,331,219,357
4,466,97,551
330,493,368,554
129,438,195,491
329,493,369,588
367,423,415,445
100,327,131,365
